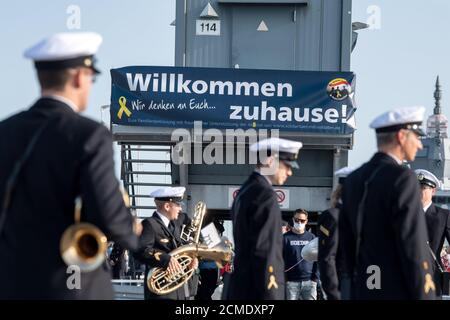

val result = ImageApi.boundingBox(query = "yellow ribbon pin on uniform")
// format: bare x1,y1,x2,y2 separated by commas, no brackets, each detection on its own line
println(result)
424,273,435,294
267,275,278,290
267,265,278,290
117,96,132,119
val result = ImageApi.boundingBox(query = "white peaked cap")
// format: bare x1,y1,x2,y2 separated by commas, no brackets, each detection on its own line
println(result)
250,137,303,169
150,187,186,202
250,137,302,154
24,32,103,61
334,166,354,178
369,106,426,136
415,169,441,189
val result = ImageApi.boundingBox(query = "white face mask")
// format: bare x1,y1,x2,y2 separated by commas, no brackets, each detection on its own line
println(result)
294,222,306,231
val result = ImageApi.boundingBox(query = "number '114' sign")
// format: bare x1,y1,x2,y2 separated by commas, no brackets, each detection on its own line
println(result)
196,19,221,36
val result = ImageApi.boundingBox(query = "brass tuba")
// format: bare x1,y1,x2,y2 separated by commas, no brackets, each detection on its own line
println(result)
60,197,108,272
147,201,233,295
180,201,206,243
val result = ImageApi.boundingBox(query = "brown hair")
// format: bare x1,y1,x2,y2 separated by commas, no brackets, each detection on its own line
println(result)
376,132,397,148
37,69,72,91
293,208,308,218
330,184,343,208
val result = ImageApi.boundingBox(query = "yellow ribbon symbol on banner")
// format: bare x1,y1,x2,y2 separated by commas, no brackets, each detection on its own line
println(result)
117,96,132,119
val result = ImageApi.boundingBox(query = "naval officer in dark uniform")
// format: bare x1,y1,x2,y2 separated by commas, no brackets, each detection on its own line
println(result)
338,106,436,300
136,186,198,300
226,137,302,300
415,169,450,295
0,32,140,299
317,166,353,300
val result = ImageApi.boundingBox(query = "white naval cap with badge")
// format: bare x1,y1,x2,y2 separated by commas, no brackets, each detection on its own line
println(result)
249,137,303,169
369,106,426,136
150,186,186,203
24,32,103,74
334,166,354,184
415,169,441,189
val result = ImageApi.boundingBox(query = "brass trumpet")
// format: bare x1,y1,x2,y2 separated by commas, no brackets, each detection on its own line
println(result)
60,197,107,272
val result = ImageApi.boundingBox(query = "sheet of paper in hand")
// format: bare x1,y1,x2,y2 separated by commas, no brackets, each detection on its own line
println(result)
201,223,221,248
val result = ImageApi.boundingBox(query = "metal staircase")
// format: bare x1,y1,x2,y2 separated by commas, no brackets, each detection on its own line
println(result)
119,144,173,218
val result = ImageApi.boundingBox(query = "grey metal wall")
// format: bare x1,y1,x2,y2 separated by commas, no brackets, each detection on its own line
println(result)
175,0,352,71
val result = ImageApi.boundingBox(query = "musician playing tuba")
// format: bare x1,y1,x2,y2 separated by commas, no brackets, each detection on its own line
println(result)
135,187,199,300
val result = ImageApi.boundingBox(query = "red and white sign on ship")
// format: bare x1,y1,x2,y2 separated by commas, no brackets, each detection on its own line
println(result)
228,187,290,209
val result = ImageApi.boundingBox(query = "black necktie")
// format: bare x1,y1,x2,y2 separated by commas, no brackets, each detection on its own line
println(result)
168,221,175,234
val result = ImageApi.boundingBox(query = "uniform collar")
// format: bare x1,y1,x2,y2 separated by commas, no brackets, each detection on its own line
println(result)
41,94,79,112
423,202,433,213
386,152,403,165
254,169,272,185
156,211,170,228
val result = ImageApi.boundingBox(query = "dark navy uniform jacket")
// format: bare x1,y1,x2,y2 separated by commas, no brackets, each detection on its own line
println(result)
226,171,285,300
425,203,450,294
318,206,341,300
0,98,138,299
425,204,450,265
338,152,436,300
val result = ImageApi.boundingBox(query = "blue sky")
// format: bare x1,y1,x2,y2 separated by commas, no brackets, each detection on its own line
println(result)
1,0,450,169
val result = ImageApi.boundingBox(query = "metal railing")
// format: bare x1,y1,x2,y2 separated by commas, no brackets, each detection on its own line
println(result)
112,279,145,300
120,144,173,218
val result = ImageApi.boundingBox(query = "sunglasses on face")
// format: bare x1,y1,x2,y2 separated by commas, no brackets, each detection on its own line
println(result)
293,218,307,223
